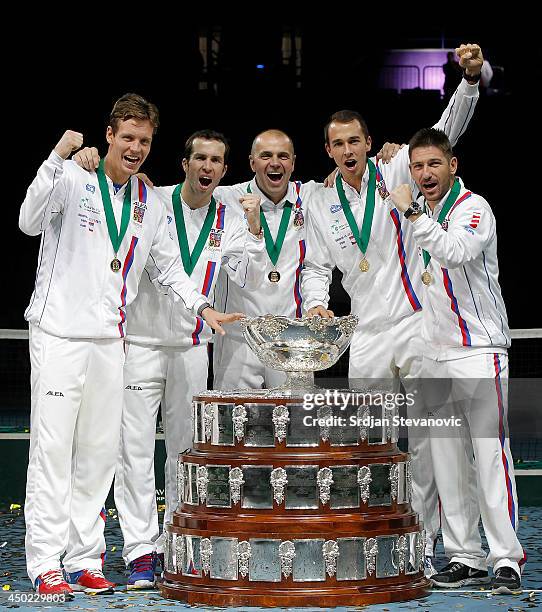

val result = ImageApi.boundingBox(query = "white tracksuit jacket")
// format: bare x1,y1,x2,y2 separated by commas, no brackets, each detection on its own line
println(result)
214,179,319,343
301,79,479,334
411,178,510,360
126,185,266,347
20,151,206,338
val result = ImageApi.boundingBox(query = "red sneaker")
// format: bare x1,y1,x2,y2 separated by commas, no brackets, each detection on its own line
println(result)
64,568,115,594
35,569,74,598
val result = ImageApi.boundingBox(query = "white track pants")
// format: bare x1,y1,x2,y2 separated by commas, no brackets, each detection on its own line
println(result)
423,353,524,574
213,335,286,390
114,341,208,564
349,311,440,557
25,325,124,584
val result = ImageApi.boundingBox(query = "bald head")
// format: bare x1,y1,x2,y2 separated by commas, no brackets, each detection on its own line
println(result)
249,129,296,204
251,129,295,156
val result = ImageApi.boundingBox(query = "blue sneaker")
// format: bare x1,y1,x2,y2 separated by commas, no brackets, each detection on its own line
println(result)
127,553,157,590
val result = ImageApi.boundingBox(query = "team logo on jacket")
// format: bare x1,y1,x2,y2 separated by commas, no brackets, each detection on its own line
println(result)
330,203,342,214
85,184,96,194
377,178,390,200
167,215,173,224
441,219,449,231
133,203,147,224
293,208,304,229
208,228,223,249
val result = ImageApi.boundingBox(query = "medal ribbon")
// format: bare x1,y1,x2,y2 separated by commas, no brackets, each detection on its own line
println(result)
335,158,376,256
247,183,292,266
422,178,461,268
96,159,132,255
172,183,216,276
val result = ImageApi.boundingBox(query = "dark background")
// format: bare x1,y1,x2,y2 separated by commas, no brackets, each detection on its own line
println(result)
3,22,536,329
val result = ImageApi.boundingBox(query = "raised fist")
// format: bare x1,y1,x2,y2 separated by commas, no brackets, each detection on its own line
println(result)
456,43,484,77
240,194,262,236
389,184,413,212
54,130,83,160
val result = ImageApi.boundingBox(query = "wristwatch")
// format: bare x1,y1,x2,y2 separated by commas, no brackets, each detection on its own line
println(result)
404,201,422,219
197,302,212,317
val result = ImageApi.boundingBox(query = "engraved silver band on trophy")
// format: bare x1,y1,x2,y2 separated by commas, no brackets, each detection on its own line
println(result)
163,530,424,582
193,399,395,447
179,461,412,510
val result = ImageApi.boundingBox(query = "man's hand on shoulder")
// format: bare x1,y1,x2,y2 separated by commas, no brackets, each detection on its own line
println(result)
377,142,405,164
323,168,338,188
136,173,154,187
72,146,100,171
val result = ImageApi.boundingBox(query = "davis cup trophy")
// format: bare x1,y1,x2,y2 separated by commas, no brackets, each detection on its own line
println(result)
160,315,429,607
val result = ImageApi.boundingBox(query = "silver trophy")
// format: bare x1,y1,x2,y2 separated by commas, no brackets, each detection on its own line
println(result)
241,314,358,391
167,313,428,602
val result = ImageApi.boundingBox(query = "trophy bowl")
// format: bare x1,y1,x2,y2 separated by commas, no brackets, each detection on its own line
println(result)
241,314,358,390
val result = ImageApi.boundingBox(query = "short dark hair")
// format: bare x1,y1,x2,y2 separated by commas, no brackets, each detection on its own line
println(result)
183,130,230,164
408,128,454,160
324,110,370,144
109,93,159,134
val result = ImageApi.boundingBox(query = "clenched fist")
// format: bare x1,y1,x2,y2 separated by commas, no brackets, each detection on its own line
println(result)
240,194,262,236
456,43,484,78
54,130,83,160
389,184,413,212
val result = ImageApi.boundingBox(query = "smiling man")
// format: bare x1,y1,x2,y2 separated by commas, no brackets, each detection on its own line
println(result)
19,97,238,598
213,129,320,389
111,130,265,589
390,128,524,594
301,44,484,575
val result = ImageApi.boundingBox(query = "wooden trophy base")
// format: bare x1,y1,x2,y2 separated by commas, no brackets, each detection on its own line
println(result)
160,577,430,607
162,388,429,608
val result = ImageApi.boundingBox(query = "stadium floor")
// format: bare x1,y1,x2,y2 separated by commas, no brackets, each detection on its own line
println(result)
1,507,540,611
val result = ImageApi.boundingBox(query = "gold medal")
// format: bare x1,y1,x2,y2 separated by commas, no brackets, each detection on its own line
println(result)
359,258,370,273
268,270,281,283
421,271,433,285
111,258,121,273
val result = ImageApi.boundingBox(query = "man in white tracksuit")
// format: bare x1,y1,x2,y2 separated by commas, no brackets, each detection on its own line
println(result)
213,129,320,389
80,129,316,391
390,127,525,594
20,95,236,597
112,131,265,588
301,45,483,575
